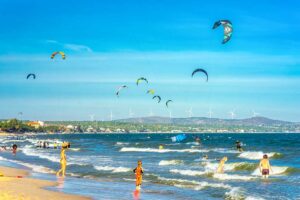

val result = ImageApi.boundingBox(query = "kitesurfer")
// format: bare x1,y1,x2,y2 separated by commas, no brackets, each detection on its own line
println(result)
195,136,201,144
236,140,243,152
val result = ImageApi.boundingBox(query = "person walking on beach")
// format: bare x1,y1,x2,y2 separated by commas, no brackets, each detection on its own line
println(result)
56,145,67,177
133,160,144,190
217,156,228,173
259,154,272,179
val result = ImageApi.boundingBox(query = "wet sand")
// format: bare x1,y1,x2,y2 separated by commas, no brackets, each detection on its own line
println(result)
0,166,91,200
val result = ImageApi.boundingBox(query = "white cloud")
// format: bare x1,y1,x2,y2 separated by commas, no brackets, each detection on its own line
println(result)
45,40,93,53
63,43,93,52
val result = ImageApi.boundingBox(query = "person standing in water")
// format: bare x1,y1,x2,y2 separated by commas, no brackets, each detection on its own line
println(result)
217,156,228,173
195,136,201,143
259,154,272,179
236,141,243,152
133,160,144,190
56,145,67,177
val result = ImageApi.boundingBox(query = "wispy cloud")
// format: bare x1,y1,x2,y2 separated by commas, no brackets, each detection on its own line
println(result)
63,43,92,52
45,40,93,53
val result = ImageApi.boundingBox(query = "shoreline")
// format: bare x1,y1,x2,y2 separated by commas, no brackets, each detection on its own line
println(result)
1,132,300,136
0,165,91,200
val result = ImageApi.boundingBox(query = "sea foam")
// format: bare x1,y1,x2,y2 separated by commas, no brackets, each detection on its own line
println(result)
120,147,208,153
238,151,280,160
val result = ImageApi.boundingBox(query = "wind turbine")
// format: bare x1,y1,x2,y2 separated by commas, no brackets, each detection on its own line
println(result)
207,108,213,119
18,112,23,120
252,110,260,117
89,114,95,121
148,109,154,117
168,110,172,119
229,110,236,119
186,107,193,118
110,110,113,121
129,108,134,118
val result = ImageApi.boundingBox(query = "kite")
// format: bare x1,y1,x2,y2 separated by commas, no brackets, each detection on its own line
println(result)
136,77,148,86
153,95,161,103
147,89,155,95
191,68,208,82
166,100,173,108
51,51,66,59
116,85,128,97
212,20,233,44
26,73,36,79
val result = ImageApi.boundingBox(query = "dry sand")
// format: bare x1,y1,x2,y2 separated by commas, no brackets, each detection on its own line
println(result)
0,166,91,200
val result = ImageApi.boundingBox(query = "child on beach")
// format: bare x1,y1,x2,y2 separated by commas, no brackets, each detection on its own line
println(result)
133,160,144,190
259,154,272,179
217,156,228,173
56,145,67,177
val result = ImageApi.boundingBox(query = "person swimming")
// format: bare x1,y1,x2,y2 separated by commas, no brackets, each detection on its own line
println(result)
133,160,144,190
217,156,228,173
195,136,201,144
159,145,164,150
12,144,17,155
236,141,243,152
259,154,272,179
56,146,67,177
202,155,208,160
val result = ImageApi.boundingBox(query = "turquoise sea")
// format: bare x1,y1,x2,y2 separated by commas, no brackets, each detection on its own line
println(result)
0,133,299,200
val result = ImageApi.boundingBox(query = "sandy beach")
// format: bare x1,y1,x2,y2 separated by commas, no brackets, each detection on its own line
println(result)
0,166,90,200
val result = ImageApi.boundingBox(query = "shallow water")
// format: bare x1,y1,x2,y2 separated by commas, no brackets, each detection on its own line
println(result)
0,133,299,200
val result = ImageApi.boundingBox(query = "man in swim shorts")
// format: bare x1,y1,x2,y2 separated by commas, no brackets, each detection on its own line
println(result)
236,141,243,152
259,154,272,179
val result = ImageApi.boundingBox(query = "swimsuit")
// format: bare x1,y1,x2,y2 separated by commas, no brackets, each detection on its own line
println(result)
133,167,143,186
262,169,269,175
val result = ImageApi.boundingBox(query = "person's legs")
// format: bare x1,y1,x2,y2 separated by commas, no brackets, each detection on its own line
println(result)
57,163,64,176
62,164,66,177
56,168,62,176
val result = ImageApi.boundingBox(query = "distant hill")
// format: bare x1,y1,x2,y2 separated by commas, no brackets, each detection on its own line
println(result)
116,116,294,126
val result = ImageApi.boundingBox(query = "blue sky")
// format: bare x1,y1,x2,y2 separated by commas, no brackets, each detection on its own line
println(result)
0,0,300,121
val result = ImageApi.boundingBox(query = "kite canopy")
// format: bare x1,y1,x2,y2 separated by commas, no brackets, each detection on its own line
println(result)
166,100,173,108
147,89,155,95
26,73,36,79
136,77,148,85
212,20,233,44
191,68,208,82
171,134,187,142
153,95,161,103
116,85,128,97
51,51,66,59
